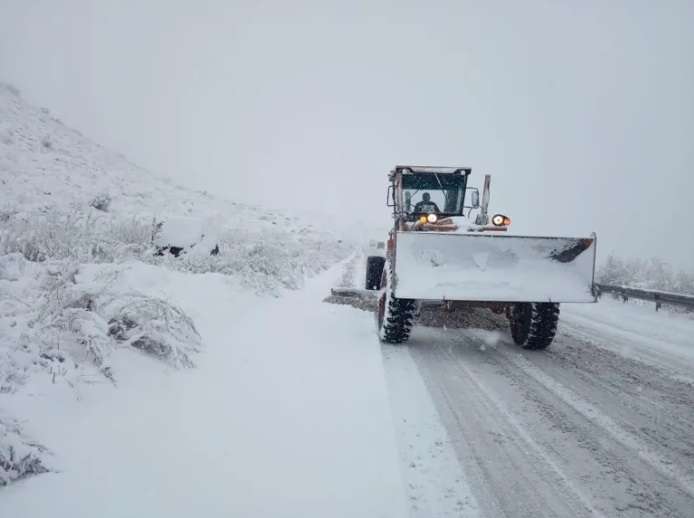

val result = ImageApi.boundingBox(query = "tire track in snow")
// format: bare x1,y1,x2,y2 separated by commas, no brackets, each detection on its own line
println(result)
441,345,605,518
558,313,694,385
493,341,694,509
382,344,482,518
403,320,694,517
529,330,694,478
407,328,600,518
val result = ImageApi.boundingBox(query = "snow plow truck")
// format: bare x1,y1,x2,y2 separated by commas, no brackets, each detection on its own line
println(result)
366,165,597,350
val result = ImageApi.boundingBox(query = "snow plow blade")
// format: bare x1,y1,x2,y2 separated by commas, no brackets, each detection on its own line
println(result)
394,231,597,303
324,288,378,311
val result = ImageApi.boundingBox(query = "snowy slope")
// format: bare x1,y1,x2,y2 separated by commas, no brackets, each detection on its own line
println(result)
0,82,349,292
0,83,358,492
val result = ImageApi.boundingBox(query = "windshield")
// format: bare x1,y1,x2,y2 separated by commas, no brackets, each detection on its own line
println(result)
402,173,467,216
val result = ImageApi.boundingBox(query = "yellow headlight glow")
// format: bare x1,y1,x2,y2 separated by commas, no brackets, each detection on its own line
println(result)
492,214,510,226
419,215,428,224
427,214,438,223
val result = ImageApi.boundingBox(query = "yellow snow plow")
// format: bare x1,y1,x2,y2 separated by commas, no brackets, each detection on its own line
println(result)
363,165,597,350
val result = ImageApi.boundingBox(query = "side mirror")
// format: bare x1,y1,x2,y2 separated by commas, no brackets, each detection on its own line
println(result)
467,188,480,209
386,185,395,207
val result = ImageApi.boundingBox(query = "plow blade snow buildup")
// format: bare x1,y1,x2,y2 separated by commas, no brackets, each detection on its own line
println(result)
393,231,597,303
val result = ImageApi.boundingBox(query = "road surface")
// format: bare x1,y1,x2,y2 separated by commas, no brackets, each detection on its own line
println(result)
381,299,694,518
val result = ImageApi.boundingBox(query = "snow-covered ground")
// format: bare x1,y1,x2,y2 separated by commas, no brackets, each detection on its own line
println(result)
561,298,694,379
0,82,350,489
3,81,694,517
0,261,408,517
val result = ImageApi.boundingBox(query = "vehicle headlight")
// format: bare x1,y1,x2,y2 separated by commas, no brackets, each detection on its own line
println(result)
427,214,438,223
418,215,428,224
492,214,511,226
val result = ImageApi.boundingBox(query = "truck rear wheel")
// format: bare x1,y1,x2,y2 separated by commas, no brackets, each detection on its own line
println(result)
377,262,415,344
365,256,386,290
509,302,560,350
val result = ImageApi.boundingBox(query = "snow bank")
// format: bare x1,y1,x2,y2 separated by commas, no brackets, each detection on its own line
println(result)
0,83,353,490
0,262,408,517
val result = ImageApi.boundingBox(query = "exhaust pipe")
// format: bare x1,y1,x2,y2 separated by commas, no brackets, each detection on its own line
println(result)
476,174,491,225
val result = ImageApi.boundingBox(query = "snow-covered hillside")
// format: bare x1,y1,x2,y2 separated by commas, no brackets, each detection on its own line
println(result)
0,83,351,486
0,82,349,291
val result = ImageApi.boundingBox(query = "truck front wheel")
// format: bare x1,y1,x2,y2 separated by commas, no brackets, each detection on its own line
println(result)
377,261,415,344
509,302,560,350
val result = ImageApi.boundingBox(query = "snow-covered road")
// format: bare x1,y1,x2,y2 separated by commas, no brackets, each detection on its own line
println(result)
384,301,694,518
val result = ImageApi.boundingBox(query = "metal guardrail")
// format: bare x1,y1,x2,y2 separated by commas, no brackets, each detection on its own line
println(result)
331,285,694,312
596,283,694,311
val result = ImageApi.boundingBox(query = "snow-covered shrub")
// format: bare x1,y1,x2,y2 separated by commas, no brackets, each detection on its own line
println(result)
104,294,201,368
18,260,116,382
1,203,350,294
0,419,49,486
598,254,694,295
0,210,155,263
0,257,204,396
90,193,111,212
165,226,351,294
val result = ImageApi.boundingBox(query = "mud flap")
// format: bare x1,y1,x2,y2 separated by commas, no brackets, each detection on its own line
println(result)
393,231,597,303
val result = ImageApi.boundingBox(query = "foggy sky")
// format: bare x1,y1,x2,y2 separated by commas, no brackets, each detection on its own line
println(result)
1,0,693,267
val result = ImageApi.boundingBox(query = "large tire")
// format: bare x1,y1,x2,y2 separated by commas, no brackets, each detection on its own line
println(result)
509,302,560,350
365,256,386,290
377,261,415,344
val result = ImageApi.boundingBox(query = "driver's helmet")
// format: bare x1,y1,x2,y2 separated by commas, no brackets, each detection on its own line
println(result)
422,192,431,202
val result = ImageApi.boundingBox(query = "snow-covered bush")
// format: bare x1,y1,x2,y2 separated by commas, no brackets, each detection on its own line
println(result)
90,193,112,212
598,254,694,295
169,226,350,294
104,294,201,368
0,211,155,263
0,419,49,486
1,209,349,295
0,257,204,397
0,259,114,387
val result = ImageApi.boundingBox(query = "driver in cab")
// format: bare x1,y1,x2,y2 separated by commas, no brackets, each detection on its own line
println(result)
414,192,440,214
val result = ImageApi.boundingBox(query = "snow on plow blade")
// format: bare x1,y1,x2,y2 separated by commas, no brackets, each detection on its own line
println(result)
394,231,597,303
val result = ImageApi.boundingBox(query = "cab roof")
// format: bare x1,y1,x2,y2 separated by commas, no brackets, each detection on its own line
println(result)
393,165,471,175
